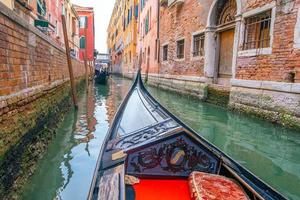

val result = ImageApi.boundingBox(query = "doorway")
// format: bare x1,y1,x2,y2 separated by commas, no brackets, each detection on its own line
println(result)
218,28,235,85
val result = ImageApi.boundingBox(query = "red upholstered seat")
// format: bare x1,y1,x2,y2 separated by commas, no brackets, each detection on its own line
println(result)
133,179,191,200
189,172,249,200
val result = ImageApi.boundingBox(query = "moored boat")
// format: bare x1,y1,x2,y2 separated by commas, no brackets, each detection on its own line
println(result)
95,63,109,84
88,71,287,200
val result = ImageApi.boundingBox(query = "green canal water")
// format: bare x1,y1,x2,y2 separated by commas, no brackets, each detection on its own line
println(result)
22,76,300,200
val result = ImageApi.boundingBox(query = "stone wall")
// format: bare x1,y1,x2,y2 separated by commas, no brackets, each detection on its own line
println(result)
230,79,300,129
0,2,87,197
145,73,208,99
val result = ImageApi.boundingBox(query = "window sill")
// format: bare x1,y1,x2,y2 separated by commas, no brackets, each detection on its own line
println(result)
190,55,204,61
238,48,272,57
175,58,185,62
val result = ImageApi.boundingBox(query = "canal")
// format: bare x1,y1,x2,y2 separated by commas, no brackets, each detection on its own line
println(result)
22,76,300,200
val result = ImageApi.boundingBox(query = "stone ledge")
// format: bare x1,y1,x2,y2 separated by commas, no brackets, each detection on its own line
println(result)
0,78,73,110
147,73,209,83
231,79,300,94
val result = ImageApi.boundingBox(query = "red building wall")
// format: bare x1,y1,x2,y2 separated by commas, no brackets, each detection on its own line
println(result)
74,6,95,62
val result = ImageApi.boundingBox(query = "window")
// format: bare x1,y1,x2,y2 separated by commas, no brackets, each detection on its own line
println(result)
145,13,149,35
163,45,168,61
243,10,271,50
193,34,205,57
79,16,87,28
80,36,86,49
177,39,185,59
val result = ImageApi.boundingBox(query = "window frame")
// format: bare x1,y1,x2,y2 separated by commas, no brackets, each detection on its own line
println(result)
238,2,276,57
79,16,88,29
162,44,168,61
191,31,205,59
176,38,185,60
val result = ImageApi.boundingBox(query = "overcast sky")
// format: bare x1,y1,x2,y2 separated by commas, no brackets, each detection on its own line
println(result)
71,0,114,53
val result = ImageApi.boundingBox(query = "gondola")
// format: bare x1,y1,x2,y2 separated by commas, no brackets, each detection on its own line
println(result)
94,70,108,84
88,70,287,200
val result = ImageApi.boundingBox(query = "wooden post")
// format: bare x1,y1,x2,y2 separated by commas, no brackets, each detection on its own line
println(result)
61,15,78,108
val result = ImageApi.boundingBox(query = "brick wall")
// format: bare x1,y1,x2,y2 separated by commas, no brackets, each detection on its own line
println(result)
159,0,213,76
0,2,86,97
236,0,300,83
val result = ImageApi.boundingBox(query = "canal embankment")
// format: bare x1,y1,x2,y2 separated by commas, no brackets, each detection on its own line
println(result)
0,3,89,199
124,72,300,130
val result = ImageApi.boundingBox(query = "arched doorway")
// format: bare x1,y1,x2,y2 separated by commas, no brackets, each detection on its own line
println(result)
204,0,241,85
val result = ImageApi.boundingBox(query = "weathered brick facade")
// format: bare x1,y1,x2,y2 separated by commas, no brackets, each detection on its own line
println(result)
159,0,213,76
235,0,300,82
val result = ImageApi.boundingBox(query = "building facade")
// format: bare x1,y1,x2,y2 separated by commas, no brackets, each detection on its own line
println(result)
137,0,160,74
74,5,95,65
0,0,80,57
123,0,139,75
157,0,300,127
107,0,126,74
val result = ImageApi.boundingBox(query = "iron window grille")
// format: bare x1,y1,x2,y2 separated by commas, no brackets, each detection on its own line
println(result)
243,10,272,50
163,45,168,61
193,34,205,57
177,39,185,59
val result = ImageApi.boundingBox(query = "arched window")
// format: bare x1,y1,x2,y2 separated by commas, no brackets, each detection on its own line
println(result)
80,36,86,49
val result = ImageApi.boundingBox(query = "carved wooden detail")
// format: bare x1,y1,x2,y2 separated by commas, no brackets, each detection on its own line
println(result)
106,119,179,151
126,135,219,177
218,0,237,25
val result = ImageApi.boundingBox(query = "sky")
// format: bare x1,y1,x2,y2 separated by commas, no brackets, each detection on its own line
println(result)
71,0,114,53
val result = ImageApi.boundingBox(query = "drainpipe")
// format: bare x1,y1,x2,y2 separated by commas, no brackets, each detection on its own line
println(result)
156,0,160,73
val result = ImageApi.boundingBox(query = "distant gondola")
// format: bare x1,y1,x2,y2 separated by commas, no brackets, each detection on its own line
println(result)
95,63,109,84
88,70,287,200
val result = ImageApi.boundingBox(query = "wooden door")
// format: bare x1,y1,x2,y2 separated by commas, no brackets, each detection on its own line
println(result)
218,28,235,77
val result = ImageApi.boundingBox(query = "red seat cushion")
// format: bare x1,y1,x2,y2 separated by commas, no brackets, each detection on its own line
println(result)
133,179,191,200
189,172,249,200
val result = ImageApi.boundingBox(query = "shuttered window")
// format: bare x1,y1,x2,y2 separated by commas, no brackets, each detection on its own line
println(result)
80,37,86,49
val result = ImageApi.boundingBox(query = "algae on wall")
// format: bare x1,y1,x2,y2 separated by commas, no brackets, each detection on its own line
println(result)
0,78,85,200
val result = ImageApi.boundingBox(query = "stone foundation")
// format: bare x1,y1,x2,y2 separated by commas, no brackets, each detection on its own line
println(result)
0,78,85,199
230,79,300,130
144,73,208,100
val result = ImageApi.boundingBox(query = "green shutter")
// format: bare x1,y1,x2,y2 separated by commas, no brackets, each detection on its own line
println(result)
80,37,86,49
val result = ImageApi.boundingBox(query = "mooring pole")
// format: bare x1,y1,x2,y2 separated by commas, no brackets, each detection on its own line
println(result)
62,15,78,108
